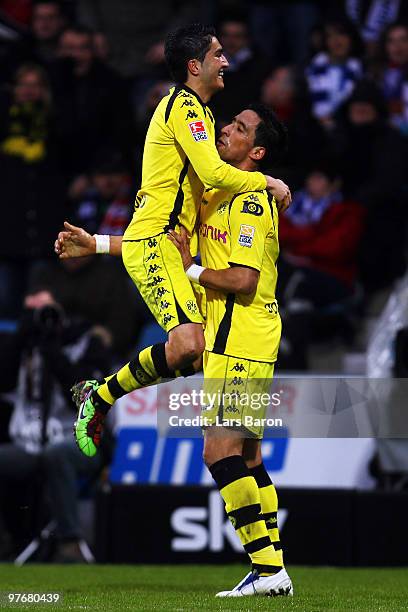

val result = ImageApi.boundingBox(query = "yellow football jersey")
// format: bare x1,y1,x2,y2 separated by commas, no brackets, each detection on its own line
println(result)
123,85,267,241
200,189,281,363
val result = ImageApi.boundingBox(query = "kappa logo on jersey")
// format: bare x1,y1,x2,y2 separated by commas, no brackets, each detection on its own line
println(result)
188,120,208,142
238,224,255,247
185,110,198,120
217,201,229,215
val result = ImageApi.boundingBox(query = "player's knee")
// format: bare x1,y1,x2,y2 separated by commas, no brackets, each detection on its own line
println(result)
203,447,215,468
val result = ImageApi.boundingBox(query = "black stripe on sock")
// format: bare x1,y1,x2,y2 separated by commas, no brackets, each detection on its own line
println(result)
209,455,249,490
271,540,282,551
129,356,154,386
263,511,278,524
252,563,282,574
151,343,174,378
250,463,273,488
107,375,127,400
228,503,262,530
244,536,273,554
180,365,195,377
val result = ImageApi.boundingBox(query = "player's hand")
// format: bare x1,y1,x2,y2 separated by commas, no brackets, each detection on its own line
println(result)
265,176,291,211
167,226,194,271
54,221,96,258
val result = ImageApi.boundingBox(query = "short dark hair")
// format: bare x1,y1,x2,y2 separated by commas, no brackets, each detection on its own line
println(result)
247,103,288,169
165,23,215,83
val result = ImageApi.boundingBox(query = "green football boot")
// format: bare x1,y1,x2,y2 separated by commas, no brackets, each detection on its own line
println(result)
72,380,106,457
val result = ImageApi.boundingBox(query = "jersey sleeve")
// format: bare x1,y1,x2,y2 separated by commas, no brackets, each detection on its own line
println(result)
169,94,267,193
228,192,272,271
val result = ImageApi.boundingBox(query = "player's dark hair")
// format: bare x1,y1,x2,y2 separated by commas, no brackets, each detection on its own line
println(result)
247,103,288,169
165,23,215,83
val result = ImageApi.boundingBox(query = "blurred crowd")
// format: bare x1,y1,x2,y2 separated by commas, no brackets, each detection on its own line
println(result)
1,0,408,561
0,0,407,365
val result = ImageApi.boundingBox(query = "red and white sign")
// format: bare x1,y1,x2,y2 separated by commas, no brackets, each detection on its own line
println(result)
188,120,208,142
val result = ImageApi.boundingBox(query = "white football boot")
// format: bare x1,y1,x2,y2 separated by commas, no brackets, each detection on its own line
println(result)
216,568,293,597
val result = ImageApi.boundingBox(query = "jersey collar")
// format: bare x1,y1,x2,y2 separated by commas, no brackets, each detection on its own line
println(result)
179,83,207,109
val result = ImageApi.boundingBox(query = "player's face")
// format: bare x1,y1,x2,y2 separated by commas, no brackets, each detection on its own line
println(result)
198,37,229,94
217,109,261,166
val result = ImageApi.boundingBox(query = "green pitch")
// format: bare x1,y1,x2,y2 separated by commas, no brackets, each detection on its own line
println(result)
1,564,408,611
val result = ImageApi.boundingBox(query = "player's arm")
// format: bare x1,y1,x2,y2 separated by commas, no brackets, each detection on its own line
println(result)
54,222,123,258
171,101,290,206
167,229,259,295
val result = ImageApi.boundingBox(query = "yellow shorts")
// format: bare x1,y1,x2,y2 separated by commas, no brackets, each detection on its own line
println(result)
202,351,275,439
122,233,204,333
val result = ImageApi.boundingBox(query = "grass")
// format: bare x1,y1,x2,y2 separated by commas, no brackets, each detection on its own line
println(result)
1,564,408,611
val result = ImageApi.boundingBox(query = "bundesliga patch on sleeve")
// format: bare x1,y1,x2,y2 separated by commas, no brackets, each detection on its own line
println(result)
238,224,255,247
188,120,208,142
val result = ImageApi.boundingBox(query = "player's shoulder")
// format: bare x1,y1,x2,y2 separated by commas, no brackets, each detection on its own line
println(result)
165,86,214,126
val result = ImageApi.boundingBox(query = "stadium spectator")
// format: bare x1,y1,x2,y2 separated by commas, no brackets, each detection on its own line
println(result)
331,80,408,292
0,62,65,318
341,0,408,58
0,289,113,562
278,162,366,369
249,0,320,66
28,242,143,358
70,152,133,237
0,0,66,81
260,65,330,188
210,16,270,123
134,79,174,147
306,17,363,127
370,22,408,134
53,25,132,175
76,0,212,79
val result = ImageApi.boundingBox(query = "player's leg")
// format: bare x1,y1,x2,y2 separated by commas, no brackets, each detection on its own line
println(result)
95,235,204,404
204,429,282,573
243,438,283,566
74,235,204,457
202,351,291,597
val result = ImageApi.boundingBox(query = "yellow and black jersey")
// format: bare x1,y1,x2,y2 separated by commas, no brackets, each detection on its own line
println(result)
123,85,267,241
200,189,281,363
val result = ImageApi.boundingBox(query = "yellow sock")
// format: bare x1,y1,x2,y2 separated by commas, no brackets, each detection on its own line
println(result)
96,344,171,406
250,463,283,565
209,456,282,575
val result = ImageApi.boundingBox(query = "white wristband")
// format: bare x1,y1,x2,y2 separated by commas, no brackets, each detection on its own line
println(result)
94,234,110,254
186,263,205,283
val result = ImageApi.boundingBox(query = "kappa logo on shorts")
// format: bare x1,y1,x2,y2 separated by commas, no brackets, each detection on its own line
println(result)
186,300,198,314
230,362,247,373
148,264,161,274
188,120,208,142
238,224,255,247
156,287,170,298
